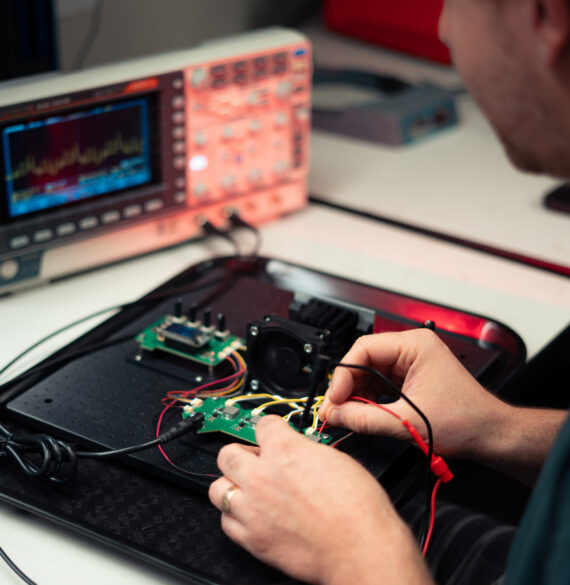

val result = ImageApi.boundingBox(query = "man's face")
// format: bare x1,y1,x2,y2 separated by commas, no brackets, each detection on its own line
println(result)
439,0,568,176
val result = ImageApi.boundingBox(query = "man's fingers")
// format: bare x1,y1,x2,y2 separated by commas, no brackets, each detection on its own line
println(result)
321,399,411,441
209,476,240,514
255,414,303,448
216,442,259,487
327,333,405,405
220,510,250,548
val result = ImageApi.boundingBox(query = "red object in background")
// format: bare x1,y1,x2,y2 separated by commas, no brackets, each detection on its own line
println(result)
323,0,451,64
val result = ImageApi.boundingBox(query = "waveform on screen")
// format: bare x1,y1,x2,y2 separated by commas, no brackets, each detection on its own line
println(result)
6,132,144,182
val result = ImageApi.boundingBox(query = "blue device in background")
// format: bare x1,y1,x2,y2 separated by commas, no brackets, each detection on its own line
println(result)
311,68,458,146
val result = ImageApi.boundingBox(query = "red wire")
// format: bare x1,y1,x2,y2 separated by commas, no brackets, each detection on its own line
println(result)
350,396,404,421
348,397,453,482
154,353,245,478
345,397,451,555
422,478,443,556
330,432,354,448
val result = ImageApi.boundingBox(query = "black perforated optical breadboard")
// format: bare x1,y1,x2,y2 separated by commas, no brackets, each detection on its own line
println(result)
0,256,526,584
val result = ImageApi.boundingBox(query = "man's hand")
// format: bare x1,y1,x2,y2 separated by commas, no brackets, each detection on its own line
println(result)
209,415,433,585
320,329,567,483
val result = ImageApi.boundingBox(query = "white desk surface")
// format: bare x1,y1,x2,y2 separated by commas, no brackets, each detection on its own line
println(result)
306,25,569,272
1,204,570,585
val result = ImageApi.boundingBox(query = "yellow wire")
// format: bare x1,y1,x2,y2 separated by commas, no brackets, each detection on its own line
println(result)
252,396,309,413
254,395,325,415
228,393,277,404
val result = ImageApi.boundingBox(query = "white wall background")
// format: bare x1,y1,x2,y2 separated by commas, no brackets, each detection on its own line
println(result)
55,0,318,71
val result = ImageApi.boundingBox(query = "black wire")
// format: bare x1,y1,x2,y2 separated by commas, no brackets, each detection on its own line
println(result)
0,304,126,381
0,546,38,585
226,212,263,258
331,362,434,550
72,0,104,70
199,219,241,257
0,270,232,393
0,249,250,481
0,235,258,583
0,217,261,390
0,413,204,485
0,332,137,393
76,412,204,458
0,413,203,585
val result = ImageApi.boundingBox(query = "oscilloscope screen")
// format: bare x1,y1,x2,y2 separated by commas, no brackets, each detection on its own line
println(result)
1,97,155,219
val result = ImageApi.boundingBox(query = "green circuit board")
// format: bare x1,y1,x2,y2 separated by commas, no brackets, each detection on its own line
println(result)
182,396,331,445
136,314,245,367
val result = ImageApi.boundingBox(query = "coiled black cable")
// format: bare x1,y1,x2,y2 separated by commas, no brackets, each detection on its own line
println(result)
0,412,204,485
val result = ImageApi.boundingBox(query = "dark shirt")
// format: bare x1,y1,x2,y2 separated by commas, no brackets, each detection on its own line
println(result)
504,414,570,585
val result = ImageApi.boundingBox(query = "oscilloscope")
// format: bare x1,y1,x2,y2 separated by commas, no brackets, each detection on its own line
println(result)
0,28,311,293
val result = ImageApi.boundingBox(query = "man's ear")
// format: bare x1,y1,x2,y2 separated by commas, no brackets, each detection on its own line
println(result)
533,0,570,64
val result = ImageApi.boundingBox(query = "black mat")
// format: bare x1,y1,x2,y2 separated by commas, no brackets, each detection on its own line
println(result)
0,256,526,584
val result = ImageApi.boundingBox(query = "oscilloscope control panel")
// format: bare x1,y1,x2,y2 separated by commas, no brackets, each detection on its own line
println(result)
0,28,311,293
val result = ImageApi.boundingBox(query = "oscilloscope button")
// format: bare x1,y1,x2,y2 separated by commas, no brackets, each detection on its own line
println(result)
0,260,19,281
191,68,208,89
145,199,164,213
9,235,30,249
175,176,186,189
56,223,76,237
79,216,98,230
172,77,184,90
173,156,186,170
171,96,185,110
173,141,186,154
171,111,185,125
175,191,187,204
33,229,53,243
295,107,310,121
123,205,142,219
101,210,120,224
172,126,185,140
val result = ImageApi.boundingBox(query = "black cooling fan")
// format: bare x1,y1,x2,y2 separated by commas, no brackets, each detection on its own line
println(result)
246,315,330,397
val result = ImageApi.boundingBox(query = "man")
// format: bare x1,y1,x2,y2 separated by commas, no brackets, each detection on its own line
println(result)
208,0,570,583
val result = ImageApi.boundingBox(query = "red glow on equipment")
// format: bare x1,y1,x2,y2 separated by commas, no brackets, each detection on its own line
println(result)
323,0,451,65
125,78,159,93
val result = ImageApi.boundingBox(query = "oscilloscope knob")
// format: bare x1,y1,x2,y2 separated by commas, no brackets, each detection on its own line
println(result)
249,119,262,133
248,168,261,183
247,91,261,106
194,131,208,147
191,68,208,89
221,175,236,190
194,183,209,198
276,81,293,99
275,112,289,127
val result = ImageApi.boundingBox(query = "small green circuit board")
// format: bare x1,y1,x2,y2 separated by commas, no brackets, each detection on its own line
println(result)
183,396,331,445
136,315,245,367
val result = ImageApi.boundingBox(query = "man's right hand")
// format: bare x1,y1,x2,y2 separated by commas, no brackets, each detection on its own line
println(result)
319,329,567,483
